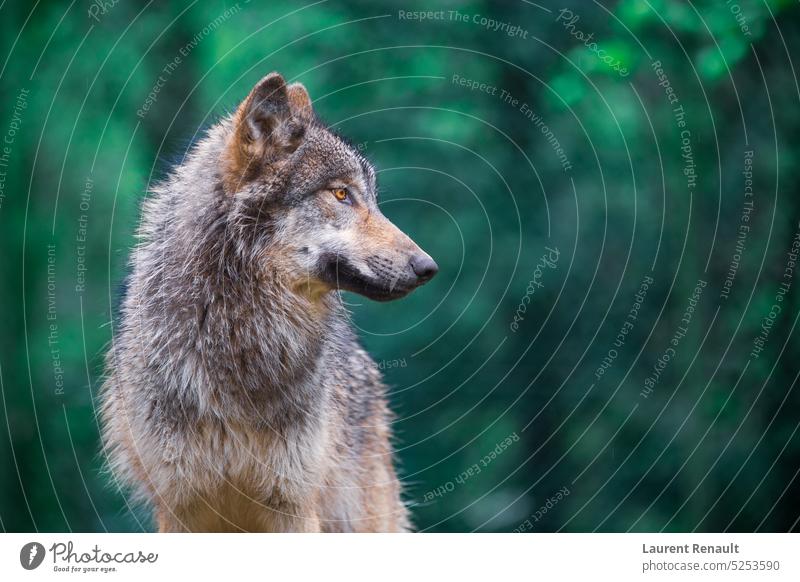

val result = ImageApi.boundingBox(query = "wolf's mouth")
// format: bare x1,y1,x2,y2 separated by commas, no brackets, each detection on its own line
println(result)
319,255,418,302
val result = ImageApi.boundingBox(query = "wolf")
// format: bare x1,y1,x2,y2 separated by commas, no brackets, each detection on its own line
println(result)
100,72,438,532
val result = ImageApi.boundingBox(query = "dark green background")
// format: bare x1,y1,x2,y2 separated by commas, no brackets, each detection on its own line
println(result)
2,0,800,532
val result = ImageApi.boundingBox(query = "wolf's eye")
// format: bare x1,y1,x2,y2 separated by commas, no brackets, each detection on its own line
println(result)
332,187,349,203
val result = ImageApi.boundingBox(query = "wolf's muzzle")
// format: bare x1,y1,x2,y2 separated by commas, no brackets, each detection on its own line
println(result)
319,251,437,302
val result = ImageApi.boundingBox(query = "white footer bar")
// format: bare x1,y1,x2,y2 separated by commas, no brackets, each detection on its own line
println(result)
1,533,797,581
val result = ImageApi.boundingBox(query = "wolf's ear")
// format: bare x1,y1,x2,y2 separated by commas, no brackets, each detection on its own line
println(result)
286,82,313,124
224,73,313,191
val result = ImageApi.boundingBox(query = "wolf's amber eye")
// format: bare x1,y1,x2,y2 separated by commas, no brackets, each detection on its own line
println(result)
332,188,349,202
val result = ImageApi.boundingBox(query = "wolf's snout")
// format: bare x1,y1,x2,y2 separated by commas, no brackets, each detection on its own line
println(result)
410,254,438,283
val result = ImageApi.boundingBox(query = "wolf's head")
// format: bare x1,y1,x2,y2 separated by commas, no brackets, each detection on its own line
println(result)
221,72,437,302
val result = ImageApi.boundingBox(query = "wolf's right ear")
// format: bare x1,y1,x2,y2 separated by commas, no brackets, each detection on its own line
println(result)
224,73,313,191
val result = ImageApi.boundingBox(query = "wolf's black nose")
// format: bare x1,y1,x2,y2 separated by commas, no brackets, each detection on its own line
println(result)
410,254,439,282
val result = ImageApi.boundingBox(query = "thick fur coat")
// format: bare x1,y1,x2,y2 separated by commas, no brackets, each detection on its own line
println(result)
100,73,437,532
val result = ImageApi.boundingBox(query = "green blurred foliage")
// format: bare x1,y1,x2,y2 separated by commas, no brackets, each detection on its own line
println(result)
1,0,800,532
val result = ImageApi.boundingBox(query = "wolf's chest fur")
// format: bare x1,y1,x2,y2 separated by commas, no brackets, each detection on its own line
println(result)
160,401,332,525
112,335,371,532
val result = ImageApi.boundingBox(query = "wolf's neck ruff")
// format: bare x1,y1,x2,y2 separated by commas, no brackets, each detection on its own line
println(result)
128,121,340,429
